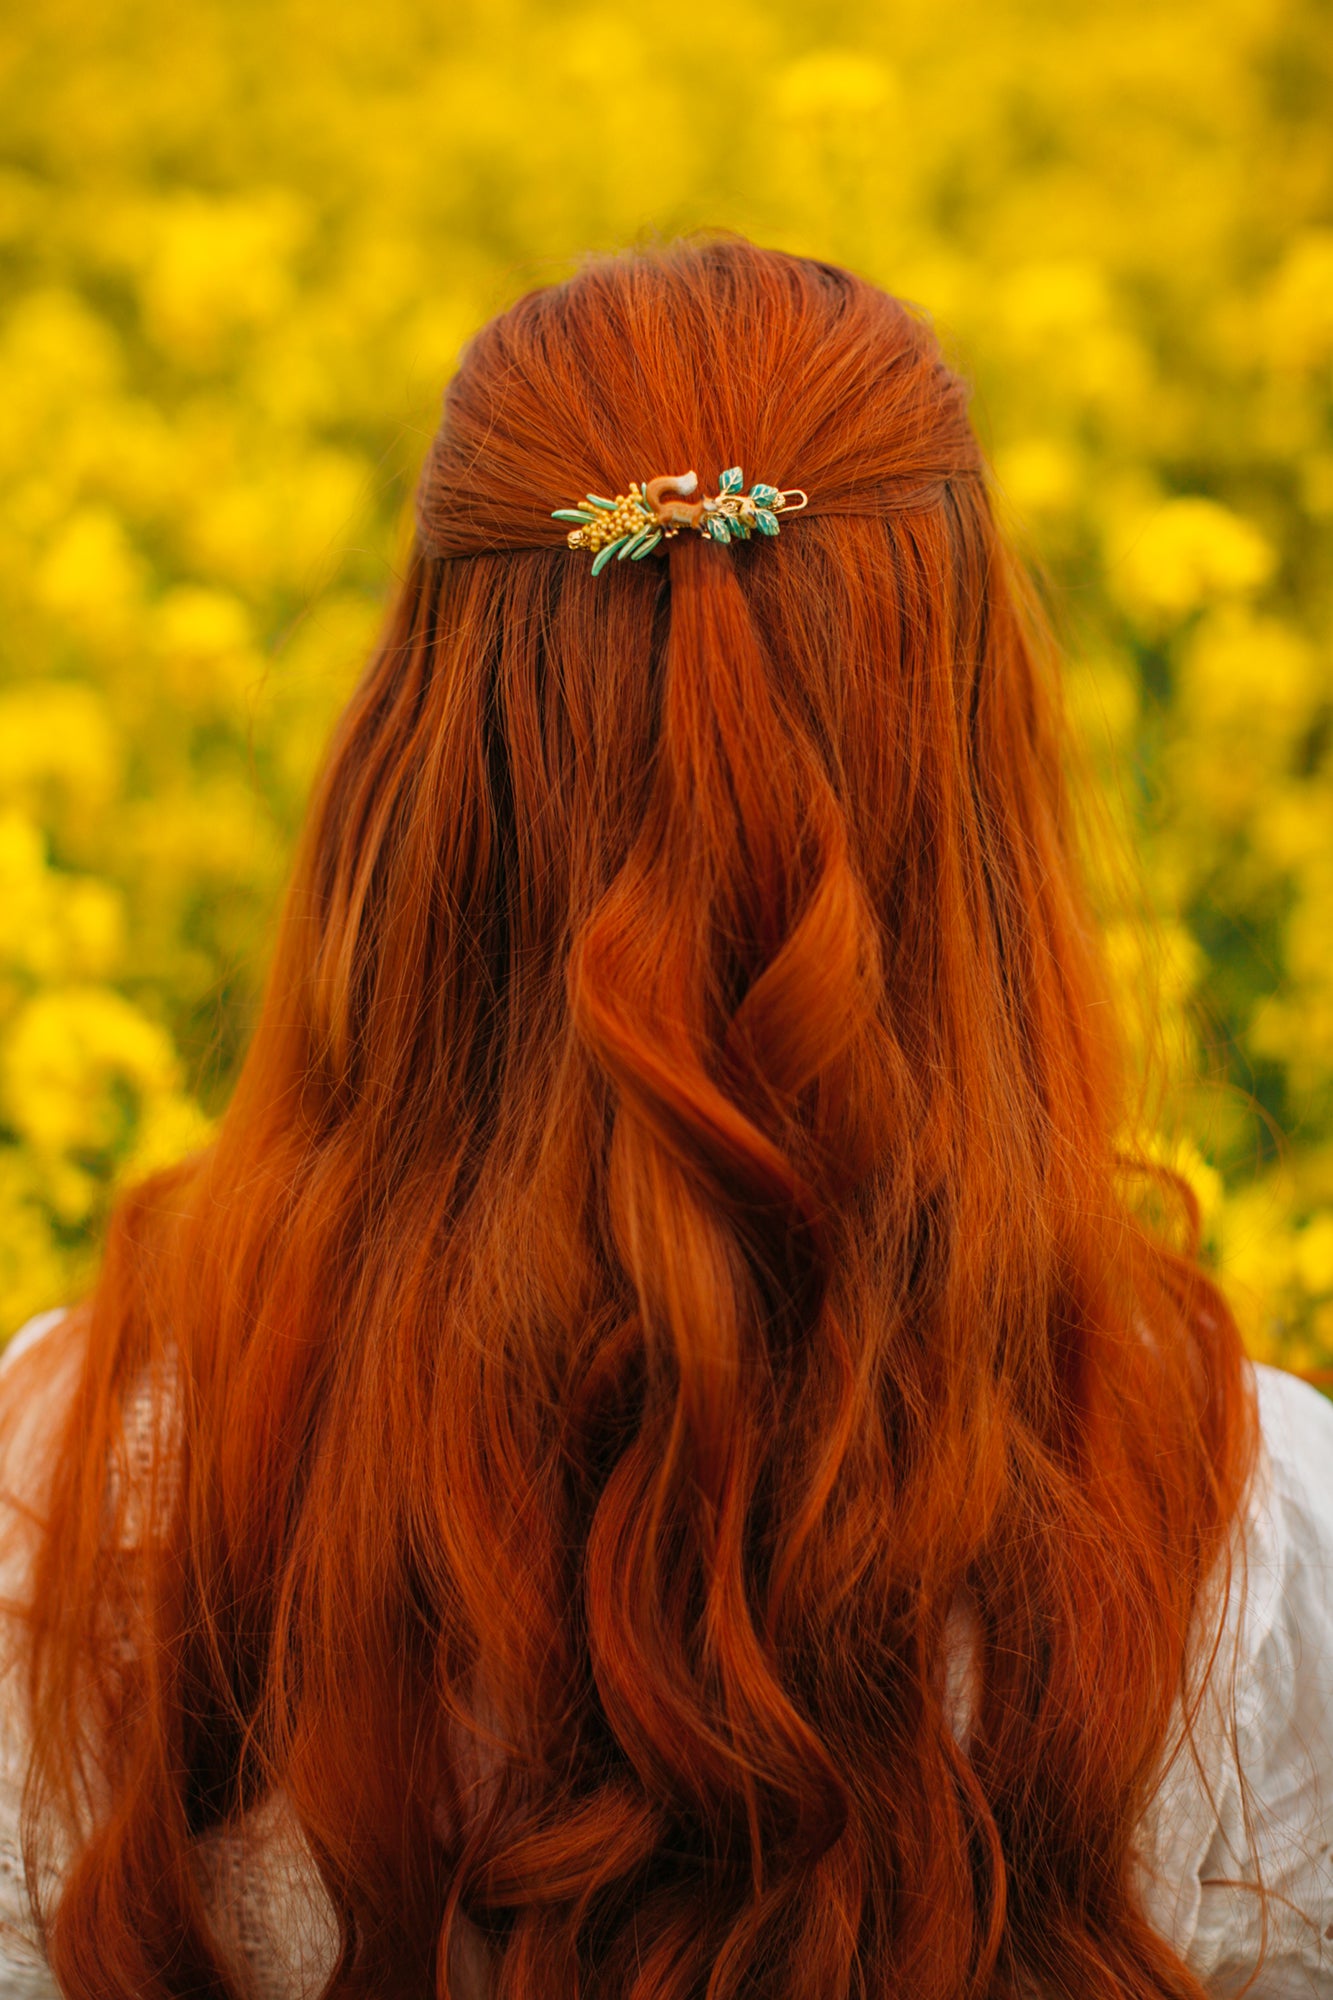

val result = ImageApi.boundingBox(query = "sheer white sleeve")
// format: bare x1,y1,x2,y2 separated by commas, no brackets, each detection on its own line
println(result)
1136,1361,1333,1995
0,1314,75,1996
0,1312,340,1999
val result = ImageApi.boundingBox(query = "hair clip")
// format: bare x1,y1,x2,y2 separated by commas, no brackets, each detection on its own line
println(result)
553,469,809,575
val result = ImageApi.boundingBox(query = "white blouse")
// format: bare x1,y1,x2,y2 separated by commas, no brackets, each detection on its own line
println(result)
1,1310,1332,1997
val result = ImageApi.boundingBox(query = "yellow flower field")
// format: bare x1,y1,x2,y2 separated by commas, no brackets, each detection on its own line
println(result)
1,0,1330,1363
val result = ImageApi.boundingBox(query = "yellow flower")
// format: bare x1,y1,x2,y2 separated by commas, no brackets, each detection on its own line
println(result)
2,986,182,1161
1111,498,1274,623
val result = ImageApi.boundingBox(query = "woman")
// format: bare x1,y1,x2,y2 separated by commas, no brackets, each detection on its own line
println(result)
1,234,1330,2000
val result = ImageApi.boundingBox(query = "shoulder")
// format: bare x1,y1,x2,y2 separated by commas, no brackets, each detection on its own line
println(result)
0,1312,85,1993
0,1309,88,1580
1139,1359,1333,1991
1241,1361,1333,1778
0,1313,69,1375
0,1312,337,1995
1232,1362,1333,1732
0,1301,90,1695
0,1309,95,1819
1252,1360,1333,1543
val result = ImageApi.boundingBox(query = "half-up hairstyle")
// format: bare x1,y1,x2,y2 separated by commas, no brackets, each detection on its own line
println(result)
14,235,1257,2000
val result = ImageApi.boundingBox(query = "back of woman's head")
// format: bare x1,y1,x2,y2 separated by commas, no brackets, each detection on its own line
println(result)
23,235,1256,2000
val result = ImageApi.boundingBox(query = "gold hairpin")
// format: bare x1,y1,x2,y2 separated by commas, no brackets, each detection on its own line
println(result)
553,469,809,575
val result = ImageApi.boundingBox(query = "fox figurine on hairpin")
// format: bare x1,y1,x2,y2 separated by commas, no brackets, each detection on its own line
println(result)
554,467,808,574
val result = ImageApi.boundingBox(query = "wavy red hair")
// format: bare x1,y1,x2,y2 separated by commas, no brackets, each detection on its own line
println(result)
14,237,1257,1999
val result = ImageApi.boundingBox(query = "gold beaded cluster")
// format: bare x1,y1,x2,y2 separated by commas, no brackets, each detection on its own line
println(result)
552,468,809,576
565,486,653,555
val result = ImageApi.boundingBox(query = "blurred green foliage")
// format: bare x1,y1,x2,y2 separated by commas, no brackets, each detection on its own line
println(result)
1,0,1330,1363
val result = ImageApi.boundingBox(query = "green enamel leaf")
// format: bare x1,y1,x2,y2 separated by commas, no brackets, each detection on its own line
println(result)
709,516,732,543
552,508,595,524
618,528,655,559
629,529,663,559
591,537,629,575
719,466,744,495
729,516,751,539
753,508,780,536
749,482,780,507
586,495,618,511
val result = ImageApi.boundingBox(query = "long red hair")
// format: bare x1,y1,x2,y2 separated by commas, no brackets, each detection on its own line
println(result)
15,236,1256,1999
